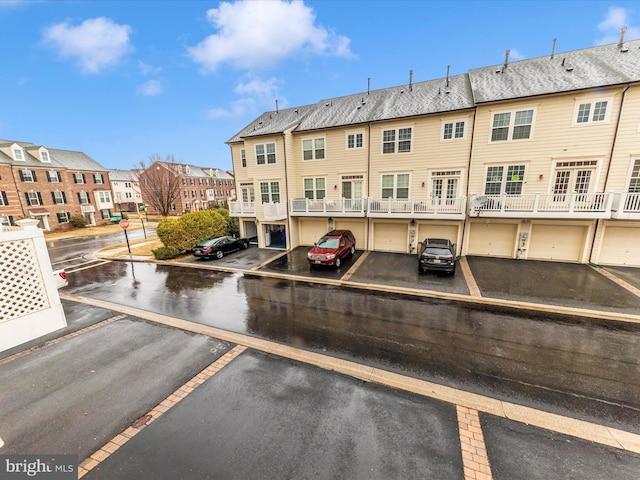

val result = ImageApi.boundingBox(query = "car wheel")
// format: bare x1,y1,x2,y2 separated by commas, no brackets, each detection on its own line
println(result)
350,246,355,256
335,257,341,268
216,250,224,259
242,242,249,249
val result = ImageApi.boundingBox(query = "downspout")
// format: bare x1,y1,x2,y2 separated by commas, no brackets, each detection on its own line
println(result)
367,122,372,251
460,107,478,257
589,83,630,265
282,132,292,251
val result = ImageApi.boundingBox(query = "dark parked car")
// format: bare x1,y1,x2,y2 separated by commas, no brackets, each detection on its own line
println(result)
418,238,457,276
193,236,249,260
307,229,356,269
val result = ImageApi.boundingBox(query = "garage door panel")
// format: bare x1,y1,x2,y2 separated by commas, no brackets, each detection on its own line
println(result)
468,223,517,257
299,219,331,245
335,221,365,249
373,223,407,252
417,224,458,244
599,225,640,266
528,225,586,262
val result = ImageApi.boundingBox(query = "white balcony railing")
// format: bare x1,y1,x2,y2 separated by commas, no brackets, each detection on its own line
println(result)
263,202,287,221
611,192,640,219
229,201,255,216
470,192,612,218
289,198,367,216
368,197,467,219
80,204,95,213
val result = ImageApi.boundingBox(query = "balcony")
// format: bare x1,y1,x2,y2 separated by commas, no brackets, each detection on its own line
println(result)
470,193,612,219
229,201,255,217
80,204,95,214
263,202,287,221
289,198,367,217
368,197,467,220
611,192,640,219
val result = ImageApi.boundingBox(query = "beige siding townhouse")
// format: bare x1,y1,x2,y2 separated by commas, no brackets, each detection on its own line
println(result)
464,40,640,264
229,39,640,266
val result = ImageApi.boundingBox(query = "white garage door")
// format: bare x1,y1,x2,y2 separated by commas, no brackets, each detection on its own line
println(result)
468,222,517,257
373,223,407,252
299,219,331,245
528,224,586,262
417,224,459,245
599,225,640,266
334,220,365,249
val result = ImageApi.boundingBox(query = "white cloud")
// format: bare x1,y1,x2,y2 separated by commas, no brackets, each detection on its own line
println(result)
188,0,354,73
235,77,281,97
42,17,133,74
137,79,162,96
138,61,162,76
207,98,256,118
596,7,640,45
507,48,525,61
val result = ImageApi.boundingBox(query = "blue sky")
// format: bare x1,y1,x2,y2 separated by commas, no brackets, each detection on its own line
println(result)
1,0,639,172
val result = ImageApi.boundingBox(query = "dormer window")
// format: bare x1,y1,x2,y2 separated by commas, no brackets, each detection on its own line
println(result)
12,147,24,161
185,166,191,174
40,151,50,163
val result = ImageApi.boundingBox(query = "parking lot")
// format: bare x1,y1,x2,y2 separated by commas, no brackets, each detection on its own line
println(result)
180,246,640,318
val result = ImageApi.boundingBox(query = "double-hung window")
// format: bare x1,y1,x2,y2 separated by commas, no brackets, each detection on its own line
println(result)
57,212,70,223
47,171,61,182
51,191,67,204
629,159,640,193
98,191,111,203
93,173,104,184
12,147,24,161
575,99,609,124
382,128,412,154
303,178,326,200
347,132,364,149
73,173,86,184
442,121,465,140
491,109,534,142
78,191,90,204
256,143,276,164
260,181,280,203
19,169,36,182
303,138,325,160
40,151,50,163
381,173,410,199
241,149,246,168
25,191,42,206
484,165,525,195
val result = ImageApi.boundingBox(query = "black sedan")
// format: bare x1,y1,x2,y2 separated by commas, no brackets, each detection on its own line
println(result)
193,236,249,260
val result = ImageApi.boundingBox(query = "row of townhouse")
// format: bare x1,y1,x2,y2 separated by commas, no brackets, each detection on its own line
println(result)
0,140,116,231
138,161,235,216
227,39,640,267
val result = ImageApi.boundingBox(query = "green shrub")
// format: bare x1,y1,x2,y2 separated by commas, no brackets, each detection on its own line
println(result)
156,210,228,253
69,214,87,228
152,246,182,260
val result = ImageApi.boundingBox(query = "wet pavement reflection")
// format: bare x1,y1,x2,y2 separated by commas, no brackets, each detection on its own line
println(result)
65,262,640,433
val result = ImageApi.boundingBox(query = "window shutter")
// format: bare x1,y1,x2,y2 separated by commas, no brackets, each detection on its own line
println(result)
51,192,56,203
1,191,8,205
19,170,25,181
24,192,31,205
62,192,67,203
77,192,82,202
82,174,86,183
57,172,62,182
32,170,38,182
37,192,43,205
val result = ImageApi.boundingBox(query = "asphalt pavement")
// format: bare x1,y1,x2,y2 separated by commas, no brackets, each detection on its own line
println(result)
2,234,640,479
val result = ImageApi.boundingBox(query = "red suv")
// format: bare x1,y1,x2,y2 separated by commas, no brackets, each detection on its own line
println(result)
307,229,356,269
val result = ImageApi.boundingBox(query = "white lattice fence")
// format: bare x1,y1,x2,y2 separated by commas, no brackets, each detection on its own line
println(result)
0,219,66,352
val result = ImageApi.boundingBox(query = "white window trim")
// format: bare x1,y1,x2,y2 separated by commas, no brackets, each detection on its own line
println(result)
12,147,25,161
381,126,413,154
572,97,613,126
40,150,51,163
259,180,281,204
380,172,411,199
483,164,527,195
489,108,536,143
548,159,601,195
626,157,640,192
255,142,277,165
303,177,327,200
302,137,326,161
345,131,365,150
441,120,467,141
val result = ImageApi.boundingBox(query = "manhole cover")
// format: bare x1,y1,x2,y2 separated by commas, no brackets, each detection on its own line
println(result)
132,414,152,428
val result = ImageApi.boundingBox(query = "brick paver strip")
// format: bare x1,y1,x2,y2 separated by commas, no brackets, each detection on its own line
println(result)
593,266,640,298
0,314,126,366
77,345,246,478
459,256,482,297
457,405,493,480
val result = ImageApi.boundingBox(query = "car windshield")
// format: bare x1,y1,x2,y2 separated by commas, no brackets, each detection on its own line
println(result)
424,247,452,256
317,237,339,249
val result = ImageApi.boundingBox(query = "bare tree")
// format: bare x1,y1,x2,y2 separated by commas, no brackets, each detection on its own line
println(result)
137,154,183,217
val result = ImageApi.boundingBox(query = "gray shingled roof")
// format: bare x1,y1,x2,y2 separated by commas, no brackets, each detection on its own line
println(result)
229,40,640,142
469,39,640,103
48,148,108,172
108,169,138,181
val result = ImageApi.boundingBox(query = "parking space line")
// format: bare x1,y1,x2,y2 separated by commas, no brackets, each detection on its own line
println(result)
341,251,370,281
457,405,493,480
592,266,640,298
0,314,126,366
78,345,247,478
459,257,482,297
61,294,640,455
251,250,289,271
